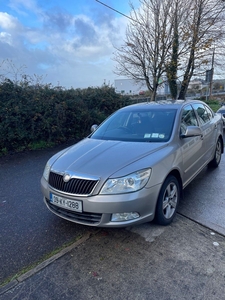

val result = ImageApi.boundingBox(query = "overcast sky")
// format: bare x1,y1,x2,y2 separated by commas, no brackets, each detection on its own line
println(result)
0,0,140,89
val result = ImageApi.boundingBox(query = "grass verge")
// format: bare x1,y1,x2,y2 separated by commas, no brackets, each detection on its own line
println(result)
0,234,83,288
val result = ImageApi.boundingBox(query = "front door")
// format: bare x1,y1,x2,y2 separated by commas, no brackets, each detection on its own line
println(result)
180,104,204,187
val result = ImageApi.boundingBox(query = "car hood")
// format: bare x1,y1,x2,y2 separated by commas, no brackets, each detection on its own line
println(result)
51,138,168,179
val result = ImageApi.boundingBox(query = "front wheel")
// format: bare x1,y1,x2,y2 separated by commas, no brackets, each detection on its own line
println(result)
155,175,180,226
208,138,222,168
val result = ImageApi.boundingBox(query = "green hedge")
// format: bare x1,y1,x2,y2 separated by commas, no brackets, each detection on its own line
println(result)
0,80,130,154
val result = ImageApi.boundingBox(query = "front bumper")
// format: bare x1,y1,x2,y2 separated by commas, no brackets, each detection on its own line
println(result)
41,176,161,228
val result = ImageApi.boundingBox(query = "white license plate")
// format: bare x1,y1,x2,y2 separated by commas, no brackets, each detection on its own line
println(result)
50,193,82,212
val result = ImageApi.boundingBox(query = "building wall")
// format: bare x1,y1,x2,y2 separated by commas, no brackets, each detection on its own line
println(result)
114,79,147,95
114,78,166,95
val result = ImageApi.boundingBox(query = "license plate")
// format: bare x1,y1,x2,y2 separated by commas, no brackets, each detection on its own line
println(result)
50,193,82,212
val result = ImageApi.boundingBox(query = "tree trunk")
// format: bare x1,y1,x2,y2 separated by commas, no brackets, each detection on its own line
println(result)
166,2,179,100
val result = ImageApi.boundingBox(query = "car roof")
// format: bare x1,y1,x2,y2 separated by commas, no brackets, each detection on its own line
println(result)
120,100,206,111
217,106,225,111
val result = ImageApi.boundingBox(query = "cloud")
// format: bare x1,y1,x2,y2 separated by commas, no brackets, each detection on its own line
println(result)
0,0,131,88
0,12,20,30
73,17,98,46
0,32,12,45
8,0,40,17
43,9,72,32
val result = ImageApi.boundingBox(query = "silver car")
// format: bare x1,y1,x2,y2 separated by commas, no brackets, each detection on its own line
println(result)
41,100,224,227
217,106,225,129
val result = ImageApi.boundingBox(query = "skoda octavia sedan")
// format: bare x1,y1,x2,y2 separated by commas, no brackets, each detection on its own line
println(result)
41,100,224,227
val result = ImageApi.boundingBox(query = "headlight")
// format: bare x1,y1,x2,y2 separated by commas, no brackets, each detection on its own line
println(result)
43,161,51,181
100,168,151,195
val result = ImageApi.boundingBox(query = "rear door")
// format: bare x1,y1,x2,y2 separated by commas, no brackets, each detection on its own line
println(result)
192,103,217,163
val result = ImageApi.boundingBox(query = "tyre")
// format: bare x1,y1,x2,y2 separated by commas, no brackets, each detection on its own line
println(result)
155,175,180,226
208,138,222,168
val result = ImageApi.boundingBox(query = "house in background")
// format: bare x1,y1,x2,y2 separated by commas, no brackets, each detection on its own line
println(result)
114,79,146,95
114,78,166,95
188,79,203,90
115,77,225,98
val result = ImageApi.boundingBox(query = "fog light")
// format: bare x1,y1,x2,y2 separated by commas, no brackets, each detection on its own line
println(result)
111,212,140,222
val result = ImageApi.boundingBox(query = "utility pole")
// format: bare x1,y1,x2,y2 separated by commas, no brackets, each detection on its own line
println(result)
209,48,215,99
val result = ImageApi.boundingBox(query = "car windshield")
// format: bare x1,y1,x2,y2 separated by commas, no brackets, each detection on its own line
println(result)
218,109,225,114
90,108,177,142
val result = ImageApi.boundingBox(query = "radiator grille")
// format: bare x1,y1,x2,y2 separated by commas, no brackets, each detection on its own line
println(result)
49,172,98,195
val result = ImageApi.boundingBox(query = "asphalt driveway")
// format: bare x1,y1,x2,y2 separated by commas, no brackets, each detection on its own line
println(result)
0,138,225,288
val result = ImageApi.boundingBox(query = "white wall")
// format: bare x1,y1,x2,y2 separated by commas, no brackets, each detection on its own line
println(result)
114,79,147,95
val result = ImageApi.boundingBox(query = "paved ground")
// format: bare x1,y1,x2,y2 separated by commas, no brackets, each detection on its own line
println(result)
0,141,90,284
1,134,224,299
1,214,225,300
178,154,225,236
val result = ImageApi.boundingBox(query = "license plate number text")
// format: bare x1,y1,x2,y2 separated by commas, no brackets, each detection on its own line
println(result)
50,193,82,212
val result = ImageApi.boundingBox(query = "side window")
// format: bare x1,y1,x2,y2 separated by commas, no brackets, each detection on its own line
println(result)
204,105,213,120
181,105,198,134
192,103,210,125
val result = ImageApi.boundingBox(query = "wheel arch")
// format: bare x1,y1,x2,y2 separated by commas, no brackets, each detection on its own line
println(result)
165,169,183,199
154,170,182,225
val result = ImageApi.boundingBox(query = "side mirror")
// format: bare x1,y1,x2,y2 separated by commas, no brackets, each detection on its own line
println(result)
91,124,98,132
181,126,202,138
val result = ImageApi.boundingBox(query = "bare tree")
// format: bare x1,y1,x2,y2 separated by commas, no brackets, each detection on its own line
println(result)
177,0,225,99
114,0,174,101
0,59,46,86
114,0,225,100
0,59,27,84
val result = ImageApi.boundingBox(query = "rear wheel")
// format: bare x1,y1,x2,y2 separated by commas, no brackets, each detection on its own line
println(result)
208,138,222,168
155,175,180,226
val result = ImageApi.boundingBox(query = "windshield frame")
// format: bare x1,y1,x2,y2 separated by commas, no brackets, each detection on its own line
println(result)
90,107,177,143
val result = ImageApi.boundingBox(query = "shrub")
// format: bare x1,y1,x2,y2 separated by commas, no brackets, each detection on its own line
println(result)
0,80,130,155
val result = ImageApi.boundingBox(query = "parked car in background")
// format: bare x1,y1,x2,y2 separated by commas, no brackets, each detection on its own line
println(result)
217,106,225,129
41,100,224,228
